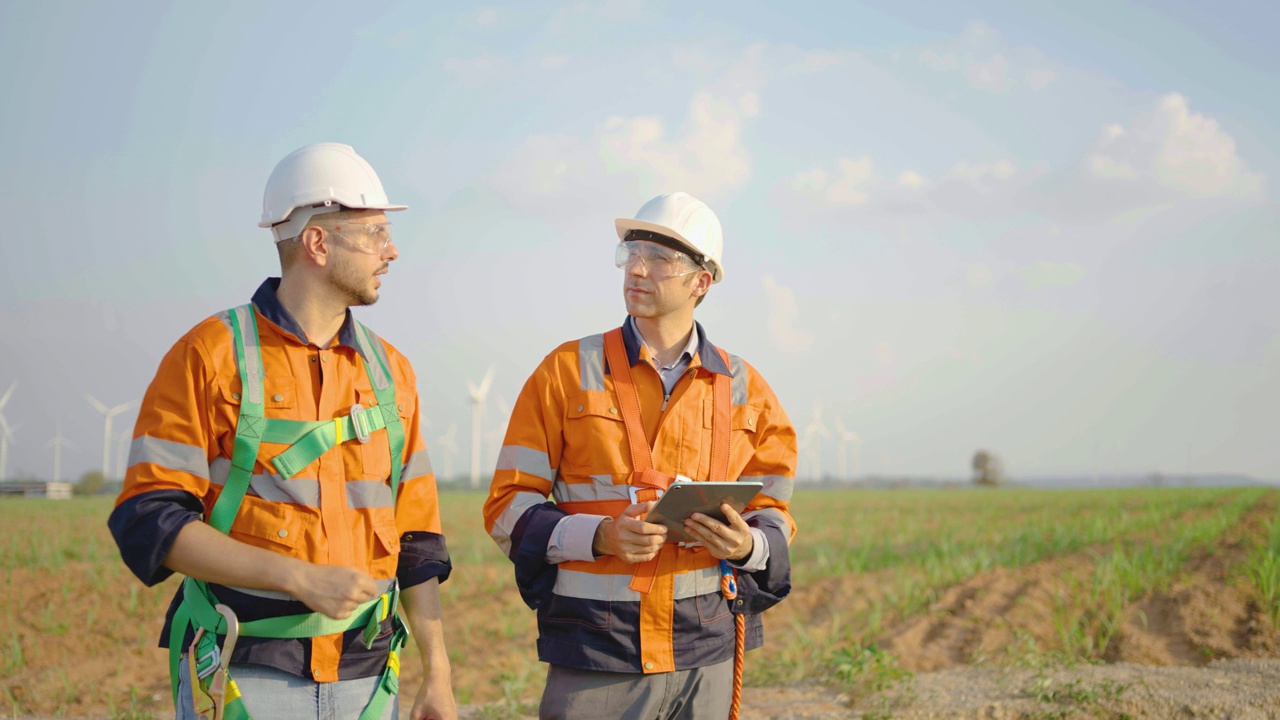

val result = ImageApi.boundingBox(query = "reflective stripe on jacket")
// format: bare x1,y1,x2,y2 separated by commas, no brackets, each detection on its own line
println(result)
483,318,797,674
109,278,451,683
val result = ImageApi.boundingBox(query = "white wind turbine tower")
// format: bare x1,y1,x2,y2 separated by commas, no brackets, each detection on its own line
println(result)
801,400,831,482
835,418,862,480
0,382,15,481
436,423,459,483
485,393,511,476
115,429,132,480
87,395,134,479
46,426,76,483
467,367,495,489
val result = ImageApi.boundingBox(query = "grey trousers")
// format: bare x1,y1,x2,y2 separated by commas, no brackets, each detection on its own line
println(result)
539,659,734,720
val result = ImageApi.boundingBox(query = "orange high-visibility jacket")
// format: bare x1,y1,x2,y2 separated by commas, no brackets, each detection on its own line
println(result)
483,319,797,674
109,279,450,683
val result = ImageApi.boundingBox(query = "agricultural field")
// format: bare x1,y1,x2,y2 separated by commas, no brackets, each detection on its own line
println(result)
2,486,1279,719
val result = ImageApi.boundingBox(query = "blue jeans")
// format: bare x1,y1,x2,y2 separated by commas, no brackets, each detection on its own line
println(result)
176,661,398,720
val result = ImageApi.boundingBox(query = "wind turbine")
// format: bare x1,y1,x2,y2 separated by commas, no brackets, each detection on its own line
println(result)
0,382,15,481
115,429,132,480
87,395,134,479
435,423,459,482
46,426,76,483
834,418,862,480
485,393,511,476
467,367,495,489
801,400,831,482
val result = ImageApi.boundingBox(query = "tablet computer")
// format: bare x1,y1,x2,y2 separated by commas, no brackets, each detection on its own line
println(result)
644,481,764,544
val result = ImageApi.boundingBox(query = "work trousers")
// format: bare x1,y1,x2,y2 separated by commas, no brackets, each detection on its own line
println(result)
540,659,734,720
176,661,397,720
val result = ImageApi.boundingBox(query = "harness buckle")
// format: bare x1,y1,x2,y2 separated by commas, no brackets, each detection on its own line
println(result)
350,404,373,444
628,485,665,504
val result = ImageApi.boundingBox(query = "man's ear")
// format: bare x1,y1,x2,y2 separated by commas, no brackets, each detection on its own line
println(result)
691,270,712,299
298,225,330,268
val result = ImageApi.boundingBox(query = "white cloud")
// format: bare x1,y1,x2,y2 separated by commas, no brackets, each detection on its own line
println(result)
762,275,814,352
949,158,1018,184
1085,93,1265,199
489,89,758,209
442,54,508,84
898,170,927,189
1018,261,1086,289
919,21,1056,93
787,156,874,206
475,8,498,25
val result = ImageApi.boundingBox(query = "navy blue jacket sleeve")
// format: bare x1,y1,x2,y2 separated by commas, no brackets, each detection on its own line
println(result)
107,489,203,587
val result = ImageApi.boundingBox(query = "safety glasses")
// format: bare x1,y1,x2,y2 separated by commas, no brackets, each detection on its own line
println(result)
615,240,701,279
326,222,394,254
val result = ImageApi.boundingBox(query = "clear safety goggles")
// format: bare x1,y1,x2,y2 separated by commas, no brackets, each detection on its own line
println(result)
615,240,702,279
327,222,394,254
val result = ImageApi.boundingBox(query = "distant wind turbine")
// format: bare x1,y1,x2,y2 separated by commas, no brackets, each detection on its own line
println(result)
46,426,76,483
485,393,511,476
0,382,15,481
801,400,832,482
835,418,861,480
115,429,132,480
467,367,495,489
87,395,134,479
436,423,459,482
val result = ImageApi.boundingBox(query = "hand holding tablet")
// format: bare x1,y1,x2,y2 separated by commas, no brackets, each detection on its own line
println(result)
643,481,764,544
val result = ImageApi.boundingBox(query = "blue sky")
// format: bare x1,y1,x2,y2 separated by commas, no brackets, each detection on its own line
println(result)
1,0,1276,483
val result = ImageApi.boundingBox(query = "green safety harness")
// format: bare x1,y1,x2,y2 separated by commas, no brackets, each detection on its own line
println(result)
168,304,407,720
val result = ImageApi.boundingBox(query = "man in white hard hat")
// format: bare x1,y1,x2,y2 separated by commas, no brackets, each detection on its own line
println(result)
484,192,798,719
110,143,457,720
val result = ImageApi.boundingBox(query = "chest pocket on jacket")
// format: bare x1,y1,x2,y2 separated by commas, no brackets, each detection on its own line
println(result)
215,377,298,465
357,390,412,481
562,391,629,475
694,402,760,480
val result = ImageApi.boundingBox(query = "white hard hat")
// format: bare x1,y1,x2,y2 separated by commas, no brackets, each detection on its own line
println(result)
615,192,724,283
260,142,407,242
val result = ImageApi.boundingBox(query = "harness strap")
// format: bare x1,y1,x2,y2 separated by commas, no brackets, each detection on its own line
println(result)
269,406,387,480
600,328,734,592
168,305,407,716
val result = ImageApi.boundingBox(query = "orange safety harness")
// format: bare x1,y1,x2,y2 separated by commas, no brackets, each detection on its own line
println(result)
601,327,746,719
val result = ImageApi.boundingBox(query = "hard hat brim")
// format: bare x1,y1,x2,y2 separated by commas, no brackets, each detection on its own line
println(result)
258,203,407,229
614,218,723,283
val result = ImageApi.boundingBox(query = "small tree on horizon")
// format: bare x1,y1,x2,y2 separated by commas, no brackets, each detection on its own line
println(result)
972,449,1003,487
75,470,106,496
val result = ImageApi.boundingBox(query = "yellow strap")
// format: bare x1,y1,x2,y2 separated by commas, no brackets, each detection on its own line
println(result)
333,418,344,445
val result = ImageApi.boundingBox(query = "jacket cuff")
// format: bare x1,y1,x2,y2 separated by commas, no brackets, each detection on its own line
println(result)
107,490,204,587
397,531,452,588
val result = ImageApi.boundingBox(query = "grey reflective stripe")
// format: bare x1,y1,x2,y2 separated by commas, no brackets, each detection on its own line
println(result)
745,474,794,502
210,457,320,507
728,354,748,406
226,576,396,602
490,491,547,555
347,479,393,509
496,445,555,482
554,568,639,602
672,564,722,600
211,458,402,510
552,476,630,504
352,322,390,390
579,334,605,391
213,311,238,376
231,305,263,405
554,564,721,602
128,435,209,480
743,506,791,533
401,449,433,481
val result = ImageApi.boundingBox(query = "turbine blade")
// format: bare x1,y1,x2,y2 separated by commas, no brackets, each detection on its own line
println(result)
0,381,15,411
86,394,109,414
